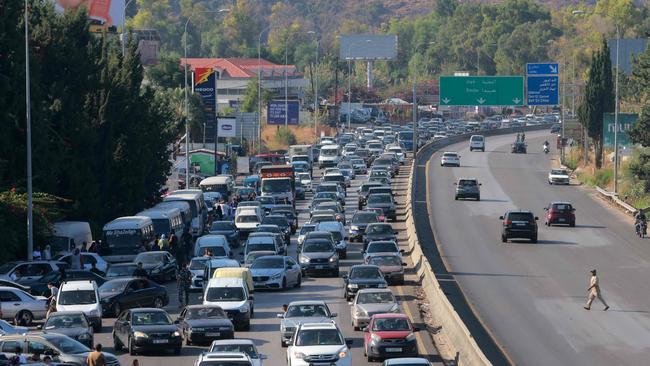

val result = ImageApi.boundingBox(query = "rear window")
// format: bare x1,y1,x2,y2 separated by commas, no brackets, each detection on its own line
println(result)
458,180,477,187
443,153,458,158
552,203,573,211
507,212,534,221
471,136,484,142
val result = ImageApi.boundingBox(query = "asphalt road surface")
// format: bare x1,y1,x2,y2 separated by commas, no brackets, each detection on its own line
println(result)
90,159,442,366
427,131,650,365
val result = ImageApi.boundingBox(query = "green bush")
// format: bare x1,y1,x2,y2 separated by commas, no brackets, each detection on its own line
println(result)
579,168,613,187
274,127,297,147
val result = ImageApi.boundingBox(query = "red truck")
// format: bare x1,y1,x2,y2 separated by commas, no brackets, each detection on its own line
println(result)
259,165,295,206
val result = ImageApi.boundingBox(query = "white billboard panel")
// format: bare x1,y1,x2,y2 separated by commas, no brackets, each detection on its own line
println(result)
339,34,397,60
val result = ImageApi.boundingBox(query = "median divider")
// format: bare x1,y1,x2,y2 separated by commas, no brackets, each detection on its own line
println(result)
406,124,553,366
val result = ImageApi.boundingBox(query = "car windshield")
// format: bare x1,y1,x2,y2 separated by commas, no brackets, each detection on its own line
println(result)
46,334,90,354
372,317,410,331
99,280,129,294
367,225,392,235
263,217,287,227
369,256,402,266
251,257,283,269
370,171,388,177
318,185,337,193
296,329,343,346
286,305,329,318
45,314,89,329
368,242,398,253
507,212,534,221
256,196,275,204
443,153,458,158
350,267,382,279
199,246,227,257
357,291,395,304
297,173,310,180
236,215,259,223
303,241,334,252
186,307,226,319
551,169,567,175
132,311,172,326
206,287,245,302
300,226,316,235
552,203,573,210
368,195,392,204
262,179,292,193
190,258,209,270
211,222,235,231
58,290,96,305
135,253,164,264
209,344,258,358
256,225,280,233
106,265,136,277
458,180,477,187
323,175,344,183
353,213,378,224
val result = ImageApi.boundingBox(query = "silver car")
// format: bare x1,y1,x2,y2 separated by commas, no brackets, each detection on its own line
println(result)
0,286,48,325
349,288,400,330
276,301,337,347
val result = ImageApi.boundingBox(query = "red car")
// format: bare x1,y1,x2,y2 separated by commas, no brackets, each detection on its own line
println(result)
363,313,419,362
544,201,576,227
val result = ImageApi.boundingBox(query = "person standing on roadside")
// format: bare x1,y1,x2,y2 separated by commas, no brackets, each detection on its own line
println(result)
86,344,105,366
177,262,192,308
584,269,609,311
168,232,178,257
70,248,82,270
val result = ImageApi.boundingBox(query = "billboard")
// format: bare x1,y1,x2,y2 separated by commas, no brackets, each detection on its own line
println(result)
339,35,398,60
53,0,125,32
218,118,237,138
603,113,638,148
192,68,217,142
267,100,299,125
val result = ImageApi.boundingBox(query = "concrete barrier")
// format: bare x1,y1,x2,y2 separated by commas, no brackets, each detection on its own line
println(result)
405,124,554,366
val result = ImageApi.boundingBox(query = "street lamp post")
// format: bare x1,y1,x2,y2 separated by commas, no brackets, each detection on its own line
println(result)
24,0,34,260
614,24,620,194
257,25,272,153
183,9,229,187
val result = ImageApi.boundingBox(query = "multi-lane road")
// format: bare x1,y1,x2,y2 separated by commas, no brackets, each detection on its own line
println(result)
427,131,650,365
90,160,441,366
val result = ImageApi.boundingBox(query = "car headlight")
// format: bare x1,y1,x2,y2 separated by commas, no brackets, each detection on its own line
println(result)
299,255,309,264
172,331,181,337
406,332,416,341
370,333,382,343
88,309,100,316
338,350,348,358
348,283,358,289
329,255,339,263
350,226,359,231
133,331,148,338
293,351,306,359
390,304,400,313
270,272,282,279
78,333,91,340
239,305,249,313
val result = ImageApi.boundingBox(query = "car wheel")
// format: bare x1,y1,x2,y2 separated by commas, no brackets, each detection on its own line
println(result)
501,235,507,243
333,269,340,278
174,348,181,355
242,320,251,331
455,196,458,200
476,196,480,201
281,339,287,347
295,274,302,288
16,310,33,326
570,222,576,227
113,333,123,351
93,322,102,333
531,236,538,243
153,297,164,308
128,337,137,356
186,335,192,346
281,278,287,290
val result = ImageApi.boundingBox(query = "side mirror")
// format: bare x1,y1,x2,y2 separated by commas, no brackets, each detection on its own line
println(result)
330,313,337,318
499,216,504,220
248,295,254,300
37,325,43,330
535,217,539,220
260,354,268,360
345,338,354,346
347,302,353,306
543,208,548,210
399,249,405,253
173,319,180,324
276,313,284,319
342,274,348,280
402,262,407,266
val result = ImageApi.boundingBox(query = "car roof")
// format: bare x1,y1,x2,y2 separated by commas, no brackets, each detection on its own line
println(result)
288,300,328,306
370,313,407,319
211,339,255,345
384,358,431,365
357,288,392,294
130,307,167,313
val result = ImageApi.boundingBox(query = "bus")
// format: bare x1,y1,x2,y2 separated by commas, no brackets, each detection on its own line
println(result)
164,190,207,237
199,176,234,200
136,207,184,239
101,216,155,263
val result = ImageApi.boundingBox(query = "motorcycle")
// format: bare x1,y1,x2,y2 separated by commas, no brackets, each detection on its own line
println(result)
635,220,647,238
543,144,549,154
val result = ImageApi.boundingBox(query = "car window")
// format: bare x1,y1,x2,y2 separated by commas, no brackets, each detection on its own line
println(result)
458,180,477,187
367,225,392,235
209,344,258,358
1,341,22,353
303,242,334,252
507,212,534,221
552,203,573,211
368,195,392,204
372,318,410,331
132,311,172,326
296,329,343,346
357,291,395,304
286,305,329,317
28,341,53,354
350,267,383,279
369,256,402,266
81,254,97,264
0,291,21,302
367,242,398,253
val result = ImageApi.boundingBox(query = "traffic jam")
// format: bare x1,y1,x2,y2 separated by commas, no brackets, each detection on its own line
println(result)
0,125,435,366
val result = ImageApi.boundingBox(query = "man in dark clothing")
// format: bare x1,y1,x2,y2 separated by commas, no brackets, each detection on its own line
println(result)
168,232,178,257
215,204,223,221
133,263,148,278
177,263,192,308
89,262,105,277
181,229,192,258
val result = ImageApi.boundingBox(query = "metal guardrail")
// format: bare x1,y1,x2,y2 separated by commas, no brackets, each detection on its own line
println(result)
595,186,638,215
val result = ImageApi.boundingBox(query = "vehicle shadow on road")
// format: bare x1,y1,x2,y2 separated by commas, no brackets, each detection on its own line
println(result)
508,239,578,245
574,224,607,229
476,198,509,203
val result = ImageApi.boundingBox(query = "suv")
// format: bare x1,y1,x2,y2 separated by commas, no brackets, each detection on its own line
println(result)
203,278,253,331
195,352,253,366
298,239,339,277
363,223,397,252
277,301,337,347
343,265,388,301
349,211,379,242
287,322,353,366
544,201,576,227
366,194,396,222
469,135,485,152
500,211,539,243
56,280,102,331
454,178,481,200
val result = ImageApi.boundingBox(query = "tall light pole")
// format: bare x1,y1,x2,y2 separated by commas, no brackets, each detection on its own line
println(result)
303,31,319,137
121,0,135,56
24,0,33,261
614,24,620,194
257,24,272,153
183,8,229,186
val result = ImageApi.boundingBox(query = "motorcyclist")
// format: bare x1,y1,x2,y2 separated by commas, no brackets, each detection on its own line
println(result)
521,132,526,142
543,140,550,153
635,210,647,235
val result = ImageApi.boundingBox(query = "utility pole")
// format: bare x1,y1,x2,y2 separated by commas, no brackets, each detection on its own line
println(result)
614,24,620,194
25,0,34,261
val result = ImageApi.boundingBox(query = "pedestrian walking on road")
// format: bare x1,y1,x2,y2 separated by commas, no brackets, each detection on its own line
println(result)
131,360,139,366
86,344,105,366
177,262,192,307
584,269,609,311
46,282,58,318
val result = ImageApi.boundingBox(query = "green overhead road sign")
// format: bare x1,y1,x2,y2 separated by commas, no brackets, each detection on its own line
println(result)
439,76,525,106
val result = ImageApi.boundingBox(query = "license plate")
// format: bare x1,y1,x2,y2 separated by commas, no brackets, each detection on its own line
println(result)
255,282,265,286
515,223,526,226
315,265,324,269
386,347,402,352
206,332,220,337
153,339,168,344
558,218,566,222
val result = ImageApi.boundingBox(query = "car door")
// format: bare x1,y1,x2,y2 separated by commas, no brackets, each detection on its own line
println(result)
286,258,299,285
0,290,23,319
0,339,25,358
27,340,56,360
115,311,130,345
122,280,142,309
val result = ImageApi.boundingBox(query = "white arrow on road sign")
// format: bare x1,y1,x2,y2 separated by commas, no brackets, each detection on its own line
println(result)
549,65,558,74
477,98,486,104
512,97,521,104
442,98,451,104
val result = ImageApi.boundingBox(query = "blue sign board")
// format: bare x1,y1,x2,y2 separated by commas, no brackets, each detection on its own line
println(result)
527,76,559,106
267,100,299,125
526,63,559,75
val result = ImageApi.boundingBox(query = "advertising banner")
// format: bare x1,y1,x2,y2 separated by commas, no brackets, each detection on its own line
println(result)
218,118,237,138
53,0,125,32
192,68,217,142
267,100,299,125
603,113,638,148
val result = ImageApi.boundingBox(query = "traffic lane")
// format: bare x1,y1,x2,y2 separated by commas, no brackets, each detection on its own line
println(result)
428,131,650,366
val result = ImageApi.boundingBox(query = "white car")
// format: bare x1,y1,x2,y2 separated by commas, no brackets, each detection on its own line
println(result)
382,358,434,366
440,152,460,167
386,146,405,164
0,287,47,325
297,224,317,248
56,280,102,331
469,135,485,152
548,169,570,185
209,339,267,366
203,278,253,331
296,172,312,192
249,255,302,290
287,322,352,366
57,252,109,273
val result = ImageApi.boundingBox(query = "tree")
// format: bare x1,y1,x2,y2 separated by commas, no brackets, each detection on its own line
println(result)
240,77,271,113
578,38,614,168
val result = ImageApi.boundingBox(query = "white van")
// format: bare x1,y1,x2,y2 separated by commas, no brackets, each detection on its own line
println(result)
235,206,263,220
318,145,341,169
48,221,93,255
136,207,184,238
469,135,485,152
56,280,102,331
234,209,261,237
101,216,155,263
199,176,234,200
203,277,253,331
194,235,232,258
164,190,207,237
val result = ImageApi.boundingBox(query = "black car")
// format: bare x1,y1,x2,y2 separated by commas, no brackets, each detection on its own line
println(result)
41,311,94,348
511,141,527,153
112,308,182,355
176,305,235,345
255,224,288,246
30,270,107,296
106,263,138,279
363,223,397,251
271,205,299,234
365,193,397,222
99,277,169,317
349,211,380,242
261,214,291,243
208,221,240,248
342,265,388,301
500,210,538,243
133,251,178,283
358,182,384,208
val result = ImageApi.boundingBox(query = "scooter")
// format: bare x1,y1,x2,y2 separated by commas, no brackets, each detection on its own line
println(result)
543,144,549,154
635,220,647,238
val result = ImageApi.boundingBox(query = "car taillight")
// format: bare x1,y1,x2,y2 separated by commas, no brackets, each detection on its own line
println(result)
504,220,511,225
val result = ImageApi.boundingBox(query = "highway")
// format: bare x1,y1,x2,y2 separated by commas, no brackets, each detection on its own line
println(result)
91,161,441,366
427,130,650,365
